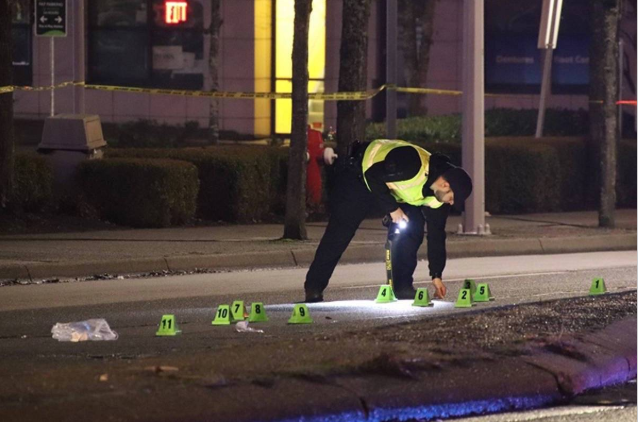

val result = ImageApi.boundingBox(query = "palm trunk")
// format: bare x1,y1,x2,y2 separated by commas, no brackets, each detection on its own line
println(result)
208,0,221,145
0,0,14,209
398,1,435,117
283,0,312,240
398,1,419,115
589,0,620,228
417,0,436,115
336,0,371,157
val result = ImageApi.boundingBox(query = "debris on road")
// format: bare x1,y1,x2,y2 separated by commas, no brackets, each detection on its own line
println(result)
51,319,118,342
235,321,264,333
145,366,179,373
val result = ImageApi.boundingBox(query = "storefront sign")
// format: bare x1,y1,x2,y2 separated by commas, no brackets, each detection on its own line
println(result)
35,0,66,37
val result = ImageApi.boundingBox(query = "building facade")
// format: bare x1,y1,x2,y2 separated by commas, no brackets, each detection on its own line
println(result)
10,0,637,137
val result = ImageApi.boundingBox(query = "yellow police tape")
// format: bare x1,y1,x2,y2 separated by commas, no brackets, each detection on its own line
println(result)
395,86,462,96
1,81,85,93
0,81,385,100
83,83,386,100
0,80,539,101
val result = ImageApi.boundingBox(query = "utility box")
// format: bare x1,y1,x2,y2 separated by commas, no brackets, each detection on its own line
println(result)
39,114,106,152
38,114,107,191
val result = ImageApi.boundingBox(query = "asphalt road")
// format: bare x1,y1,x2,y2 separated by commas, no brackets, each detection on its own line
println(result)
0,251,635,422
0,251,634,359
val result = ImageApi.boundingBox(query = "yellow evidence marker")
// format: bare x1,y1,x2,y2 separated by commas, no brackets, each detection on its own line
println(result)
463,279,477,299
212,305,232,325
288,304,313,324
375,285,397,303
589,277,607,296
230,300,248,322
473,283,494,302
248,302,269,322
156,314,181,336
455,288,473,308
412,288,433,307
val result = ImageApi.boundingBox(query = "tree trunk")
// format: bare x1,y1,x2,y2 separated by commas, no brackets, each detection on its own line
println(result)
398,0,436,116
0,0,14,209
283,0,312,240
620,0,636,97
589,0,620,228
336,0,371,157
208,0,221,145
417,0,436,114
398,1,419,115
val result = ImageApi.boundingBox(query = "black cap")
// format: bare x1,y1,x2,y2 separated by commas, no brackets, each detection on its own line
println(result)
442,167,473,212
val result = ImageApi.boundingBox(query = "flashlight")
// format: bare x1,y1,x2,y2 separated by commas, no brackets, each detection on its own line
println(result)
382,215,408,232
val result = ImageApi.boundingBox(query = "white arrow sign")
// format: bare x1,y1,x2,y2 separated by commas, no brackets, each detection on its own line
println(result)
55,16,63,23
40,16,47,23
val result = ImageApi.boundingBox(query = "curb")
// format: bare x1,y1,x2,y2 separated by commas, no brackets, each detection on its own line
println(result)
237,316,636,422
168,315,637,422
522,316,637,395
0,234,635,281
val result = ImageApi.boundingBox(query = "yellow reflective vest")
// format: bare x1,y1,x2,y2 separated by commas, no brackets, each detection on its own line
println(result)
361,139,444,208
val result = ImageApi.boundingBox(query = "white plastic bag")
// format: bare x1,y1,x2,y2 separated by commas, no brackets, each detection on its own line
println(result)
235,321,264,333
51,319,118,342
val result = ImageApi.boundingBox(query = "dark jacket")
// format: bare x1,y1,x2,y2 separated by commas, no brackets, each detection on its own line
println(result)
363,146,452,279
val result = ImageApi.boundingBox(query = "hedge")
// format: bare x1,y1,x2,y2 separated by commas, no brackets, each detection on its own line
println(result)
365,108,589,143
419,137,636,213
76,158,199,228
484,140,561,213
102,119,200,149
11,152,54,212
416,139,558,213
106,146,289,222
105,137,636,221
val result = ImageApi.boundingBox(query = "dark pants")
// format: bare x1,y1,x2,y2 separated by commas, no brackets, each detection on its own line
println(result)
304,164,425,294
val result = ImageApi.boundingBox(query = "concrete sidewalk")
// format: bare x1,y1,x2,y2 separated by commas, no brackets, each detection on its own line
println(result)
0,210,635,281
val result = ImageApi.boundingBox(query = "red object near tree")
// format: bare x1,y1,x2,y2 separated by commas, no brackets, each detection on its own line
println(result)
306,126,324,206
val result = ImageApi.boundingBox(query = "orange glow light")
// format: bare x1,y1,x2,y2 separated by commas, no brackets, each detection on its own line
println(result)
165,1,187,24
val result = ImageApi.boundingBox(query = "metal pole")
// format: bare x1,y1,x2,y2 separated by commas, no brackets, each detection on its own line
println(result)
535,48,553,138
386,0,397,139
50,37,55,117
535,0,562,138
73,0,85,114
461,0,485,234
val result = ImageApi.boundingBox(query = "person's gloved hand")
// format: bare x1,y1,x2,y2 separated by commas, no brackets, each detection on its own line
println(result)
389,208,409,224
432,278,447,299
323,147,338,165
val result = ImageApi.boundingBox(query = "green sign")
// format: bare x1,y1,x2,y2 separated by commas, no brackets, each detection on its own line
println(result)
35,1,67,37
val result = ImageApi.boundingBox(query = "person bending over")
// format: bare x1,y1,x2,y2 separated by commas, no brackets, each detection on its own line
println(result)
304,139,473,303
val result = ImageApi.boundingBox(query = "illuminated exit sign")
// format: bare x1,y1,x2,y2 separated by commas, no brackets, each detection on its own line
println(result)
165,1,187,24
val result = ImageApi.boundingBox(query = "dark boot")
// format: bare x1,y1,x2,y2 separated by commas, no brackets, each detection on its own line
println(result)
304,290,324,303
393,286,417,300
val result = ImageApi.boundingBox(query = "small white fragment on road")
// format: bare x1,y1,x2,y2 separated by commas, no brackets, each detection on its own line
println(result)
235,321,264,333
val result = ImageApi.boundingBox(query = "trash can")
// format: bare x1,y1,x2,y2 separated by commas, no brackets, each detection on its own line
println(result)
38,114,107,191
